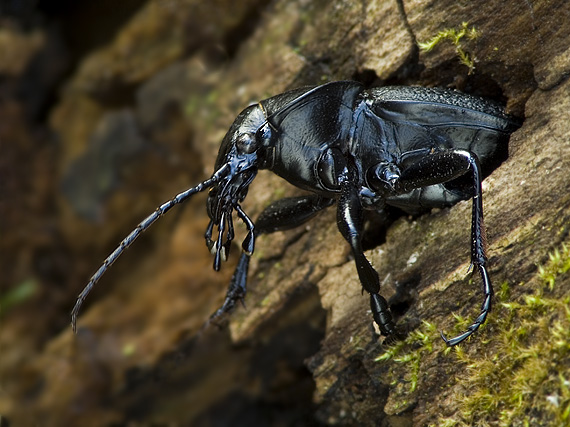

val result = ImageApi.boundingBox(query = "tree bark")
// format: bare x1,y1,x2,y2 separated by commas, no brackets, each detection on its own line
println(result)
1,0,569,425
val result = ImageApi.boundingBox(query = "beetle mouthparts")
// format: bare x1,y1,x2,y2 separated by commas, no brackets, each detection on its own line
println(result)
207,204,256,271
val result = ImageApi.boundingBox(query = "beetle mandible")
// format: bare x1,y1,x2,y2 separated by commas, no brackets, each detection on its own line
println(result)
71,81,520,346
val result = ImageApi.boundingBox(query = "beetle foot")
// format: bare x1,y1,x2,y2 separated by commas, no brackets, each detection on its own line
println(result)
370,294,399,334
207,296,245,329
440,330,468,346
381,327,407,346
211,286,246,317
441,266,493,346
206,311,230,329
208,256,249,327
440,311,488,346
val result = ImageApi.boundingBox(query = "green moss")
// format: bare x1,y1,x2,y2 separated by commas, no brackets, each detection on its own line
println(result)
376,320,439,394
418,22,480,74
376,240,570,425
0,278,38,315
435,240,570,426
538,243,570,290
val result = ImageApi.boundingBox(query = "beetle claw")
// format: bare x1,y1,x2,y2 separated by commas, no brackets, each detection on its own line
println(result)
440,329,473,346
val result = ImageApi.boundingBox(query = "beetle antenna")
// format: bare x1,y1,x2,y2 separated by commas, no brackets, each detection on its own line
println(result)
71,164,230,332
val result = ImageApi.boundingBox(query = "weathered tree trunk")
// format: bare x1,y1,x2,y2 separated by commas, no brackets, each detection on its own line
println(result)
1,0,569,425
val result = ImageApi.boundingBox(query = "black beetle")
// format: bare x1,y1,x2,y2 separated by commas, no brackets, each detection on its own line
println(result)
71,81,520,345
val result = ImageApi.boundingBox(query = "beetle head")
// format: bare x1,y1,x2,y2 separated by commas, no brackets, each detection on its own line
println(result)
206,104,269,270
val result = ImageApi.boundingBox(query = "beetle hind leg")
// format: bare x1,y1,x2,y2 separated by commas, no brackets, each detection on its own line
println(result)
394,148,493,345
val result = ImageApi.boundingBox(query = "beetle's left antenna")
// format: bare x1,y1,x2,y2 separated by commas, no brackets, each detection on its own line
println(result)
71,164,229,332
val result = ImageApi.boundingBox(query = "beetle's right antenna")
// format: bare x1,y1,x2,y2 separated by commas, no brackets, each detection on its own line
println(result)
70,164,230,332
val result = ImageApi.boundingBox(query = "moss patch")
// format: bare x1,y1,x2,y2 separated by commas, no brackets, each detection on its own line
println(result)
376,241,570,425
376,320,443,415
376,320,438,394
418,22,480,74
438,241,570,426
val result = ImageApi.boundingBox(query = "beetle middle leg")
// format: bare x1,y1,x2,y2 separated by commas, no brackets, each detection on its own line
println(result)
336,165,401,340
209,195,334,321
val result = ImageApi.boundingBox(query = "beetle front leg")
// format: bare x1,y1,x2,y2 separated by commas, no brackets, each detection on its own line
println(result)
395,149,493,346
337,173,400,340
209,195,334,321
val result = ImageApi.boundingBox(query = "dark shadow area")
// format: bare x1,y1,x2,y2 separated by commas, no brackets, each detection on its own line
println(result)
115,283,328,425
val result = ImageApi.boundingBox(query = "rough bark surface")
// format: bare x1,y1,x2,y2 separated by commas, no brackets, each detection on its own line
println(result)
1,0,569,425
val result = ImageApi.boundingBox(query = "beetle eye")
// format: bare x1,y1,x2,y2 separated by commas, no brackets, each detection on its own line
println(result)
235,133,258,154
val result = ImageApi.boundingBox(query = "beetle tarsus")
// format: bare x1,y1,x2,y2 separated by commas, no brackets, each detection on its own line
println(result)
440,264,493,346
370,293,399,338
209,252,250,324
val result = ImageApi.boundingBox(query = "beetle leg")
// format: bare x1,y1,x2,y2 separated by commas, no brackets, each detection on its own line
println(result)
209,195,334,322
337,168,400,340
395,149,492,346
